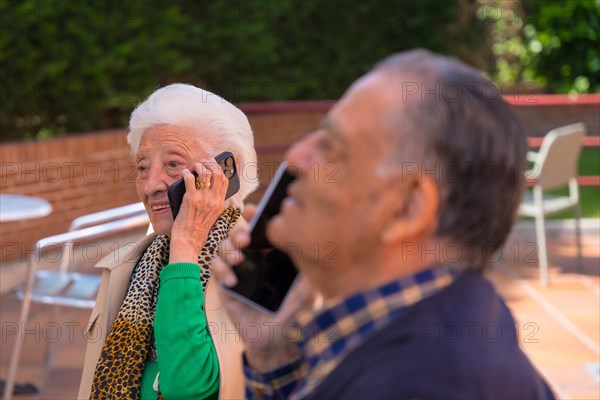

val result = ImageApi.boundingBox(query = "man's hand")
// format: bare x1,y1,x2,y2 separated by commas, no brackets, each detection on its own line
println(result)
211,204,319,372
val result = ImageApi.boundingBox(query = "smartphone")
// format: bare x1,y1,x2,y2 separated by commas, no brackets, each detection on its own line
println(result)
167,151,240,218
223,162,300,315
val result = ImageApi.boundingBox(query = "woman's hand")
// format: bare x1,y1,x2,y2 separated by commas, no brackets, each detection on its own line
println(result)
169,159,229,264
211,205,321,372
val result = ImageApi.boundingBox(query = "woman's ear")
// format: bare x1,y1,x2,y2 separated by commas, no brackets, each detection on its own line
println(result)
380,174,439,244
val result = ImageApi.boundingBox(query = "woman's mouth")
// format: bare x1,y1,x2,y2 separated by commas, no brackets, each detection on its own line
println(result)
151,204,170,213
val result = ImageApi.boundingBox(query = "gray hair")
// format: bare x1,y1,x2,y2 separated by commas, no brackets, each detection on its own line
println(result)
127,83,258,209
374,49,527,269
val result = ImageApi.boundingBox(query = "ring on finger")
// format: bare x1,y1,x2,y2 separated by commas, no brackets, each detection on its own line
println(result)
195,176,211,190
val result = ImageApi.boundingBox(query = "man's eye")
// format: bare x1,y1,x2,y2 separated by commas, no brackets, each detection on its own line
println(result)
168,161,181,168
319,137,334,152
137,165,147,173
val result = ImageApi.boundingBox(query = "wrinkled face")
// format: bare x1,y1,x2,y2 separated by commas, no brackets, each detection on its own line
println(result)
135,124,210,234
268,72,404,270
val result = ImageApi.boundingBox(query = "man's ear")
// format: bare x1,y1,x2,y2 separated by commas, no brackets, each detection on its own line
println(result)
380,174,439,244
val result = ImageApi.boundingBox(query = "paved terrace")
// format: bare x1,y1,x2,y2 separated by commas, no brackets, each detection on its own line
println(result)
0,219,598,399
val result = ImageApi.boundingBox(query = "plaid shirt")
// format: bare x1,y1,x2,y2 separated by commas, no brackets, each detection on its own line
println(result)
244,265,459,399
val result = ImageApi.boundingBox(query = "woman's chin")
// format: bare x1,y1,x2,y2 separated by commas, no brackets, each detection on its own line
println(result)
151,220,173,236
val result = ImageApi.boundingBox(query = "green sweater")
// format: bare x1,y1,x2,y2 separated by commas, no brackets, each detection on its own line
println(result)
140,263,220,399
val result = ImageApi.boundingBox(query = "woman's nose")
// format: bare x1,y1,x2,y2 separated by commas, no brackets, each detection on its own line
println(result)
145,166,168,197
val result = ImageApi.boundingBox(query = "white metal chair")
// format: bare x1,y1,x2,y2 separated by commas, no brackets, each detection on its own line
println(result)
518,123,586,286
3,203,149,399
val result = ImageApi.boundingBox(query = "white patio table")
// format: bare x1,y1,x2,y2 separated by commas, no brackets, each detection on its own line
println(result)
0,194,53,222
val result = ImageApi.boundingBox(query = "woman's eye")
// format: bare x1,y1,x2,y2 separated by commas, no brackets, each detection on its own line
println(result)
137,165,147,173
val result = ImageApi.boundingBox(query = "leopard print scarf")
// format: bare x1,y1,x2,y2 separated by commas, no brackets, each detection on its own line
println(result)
90,208,240,399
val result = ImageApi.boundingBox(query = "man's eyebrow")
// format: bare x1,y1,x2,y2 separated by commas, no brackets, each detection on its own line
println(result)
319,118,346,145
319,118,334,131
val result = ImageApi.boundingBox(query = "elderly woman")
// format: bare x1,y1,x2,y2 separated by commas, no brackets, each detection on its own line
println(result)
78,84,258,399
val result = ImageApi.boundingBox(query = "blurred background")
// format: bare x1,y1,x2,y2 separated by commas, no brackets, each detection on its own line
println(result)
2,0,598,257
1,0,599,141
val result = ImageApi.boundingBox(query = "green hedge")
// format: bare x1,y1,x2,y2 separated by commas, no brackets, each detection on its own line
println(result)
491,0,600,94
0,0,485,141
1,0,598,142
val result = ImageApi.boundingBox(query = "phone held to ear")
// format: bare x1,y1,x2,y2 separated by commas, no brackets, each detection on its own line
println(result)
167,151,240,218
222,162,300,315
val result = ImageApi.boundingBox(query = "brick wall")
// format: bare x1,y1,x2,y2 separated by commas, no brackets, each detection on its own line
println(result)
1,97,598,262
506,95,600,137
1,131,138,262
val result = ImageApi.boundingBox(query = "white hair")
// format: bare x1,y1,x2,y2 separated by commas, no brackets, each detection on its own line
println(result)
127,83,258,208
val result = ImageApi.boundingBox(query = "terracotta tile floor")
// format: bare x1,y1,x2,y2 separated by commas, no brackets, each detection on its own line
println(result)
0,220,598,399
488,220,600,400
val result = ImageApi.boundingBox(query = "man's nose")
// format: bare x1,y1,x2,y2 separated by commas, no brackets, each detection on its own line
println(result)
285,133,317,173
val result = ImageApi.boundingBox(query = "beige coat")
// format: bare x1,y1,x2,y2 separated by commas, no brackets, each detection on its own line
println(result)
78,233,244,399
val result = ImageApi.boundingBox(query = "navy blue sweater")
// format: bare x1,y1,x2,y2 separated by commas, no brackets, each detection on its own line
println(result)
307,271,555,400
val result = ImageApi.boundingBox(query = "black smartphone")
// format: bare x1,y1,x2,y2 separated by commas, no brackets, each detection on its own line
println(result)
223,162,300,315
167,151,240,218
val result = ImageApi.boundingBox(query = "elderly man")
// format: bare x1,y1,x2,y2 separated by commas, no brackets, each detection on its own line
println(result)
213,49,554,399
